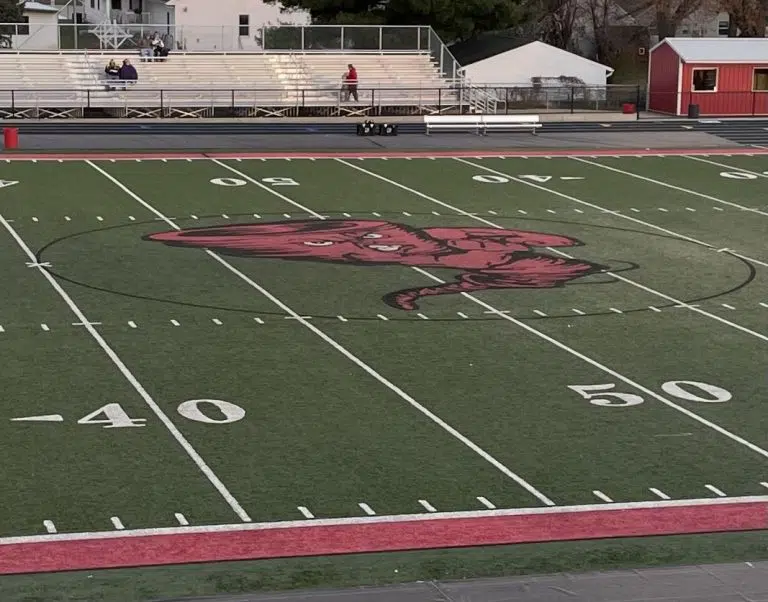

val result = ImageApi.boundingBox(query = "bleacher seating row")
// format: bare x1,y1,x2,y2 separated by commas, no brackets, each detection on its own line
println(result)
0,51,458,116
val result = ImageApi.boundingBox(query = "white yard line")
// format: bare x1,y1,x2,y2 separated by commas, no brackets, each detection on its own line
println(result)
684,155,768,181
444,159,768,344
453,158,768,270
87,159,556,508
572,156,768,218
6,495,766,546
332,159,768,463
592,490,613,503
0,211,252,524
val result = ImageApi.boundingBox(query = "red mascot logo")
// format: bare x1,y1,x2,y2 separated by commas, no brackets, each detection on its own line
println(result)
145,219,606,310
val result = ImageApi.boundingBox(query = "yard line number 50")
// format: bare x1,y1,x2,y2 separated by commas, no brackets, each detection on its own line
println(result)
568,381,731,407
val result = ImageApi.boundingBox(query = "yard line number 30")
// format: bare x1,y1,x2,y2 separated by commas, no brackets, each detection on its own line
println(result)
569,381,731,407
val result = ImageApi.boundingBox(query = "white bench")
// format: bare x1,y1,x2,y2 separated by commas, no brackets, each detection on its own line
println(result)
424,114,541,135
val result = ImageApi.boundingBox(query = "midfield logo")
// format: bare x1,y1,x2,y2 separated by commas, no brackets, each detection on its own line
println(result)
146,220,607,310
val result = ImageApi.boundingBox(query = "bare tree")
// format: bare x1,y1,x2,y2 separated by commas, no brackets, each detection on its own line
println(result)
720,0,766,35
537,0,581,50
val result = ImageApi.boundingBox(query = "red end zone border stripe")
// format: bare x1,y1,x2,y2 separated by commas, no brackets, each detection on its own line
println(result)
1,497,767,575
0,147,766,160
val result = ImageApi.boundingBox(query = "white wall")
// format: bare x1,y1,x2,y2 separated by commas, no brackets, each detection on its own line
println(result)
461,42,610,87
13,11,59,51
169,0,309,50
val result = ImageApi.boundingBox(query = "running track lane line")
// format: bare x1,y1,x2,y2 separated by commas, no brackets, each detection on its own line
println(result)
334,158,768,462
449,158,768,343
0,215,252,523
4,147,768,161
85,159,556,508
571,156,768,218
1,496,767,574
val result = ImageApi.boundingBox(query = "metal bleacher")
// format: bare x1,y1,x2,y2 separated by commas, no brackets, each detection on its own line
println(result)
0,46,461,118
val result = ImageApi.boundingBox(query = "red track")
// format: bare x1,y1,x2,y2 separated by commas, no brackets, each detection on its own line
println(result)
1,500,766,574
0,147,766,160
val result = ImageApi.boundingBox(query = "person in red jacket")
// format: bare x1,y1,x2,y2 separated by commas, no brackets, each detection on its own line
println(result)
343,63,358,102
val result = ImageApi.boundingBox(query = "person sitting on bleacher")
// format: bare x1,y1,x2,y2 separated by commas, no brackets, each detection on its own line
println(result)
118,58,138,88
105,59,119,79
138,36,152,62
151,32,170,60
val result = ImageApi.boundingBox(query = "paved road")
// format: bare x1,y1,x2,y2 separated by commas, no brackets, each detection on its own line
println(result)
157,561,768,602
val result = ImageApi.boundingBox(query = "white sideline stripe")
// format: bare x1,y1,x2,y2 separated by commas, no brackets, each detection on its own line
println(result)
358,503,376,516
336,315,347,322
297,506,314,519
649,306,661,312
649,488,671,500
761,482,768,490
457,312,469,319
111,517,125,530
419,499,437,512
93,159,554,509
3,495,767,546
572,308,585,315
206,159,554,507
477,496,496,509
43,520,56,534
533,309,547,317
175,513,189,526
593,490,613,503
457,157,768,269
335,159,768,463
574,156,768,218
452,158,768,343
705,484,727,497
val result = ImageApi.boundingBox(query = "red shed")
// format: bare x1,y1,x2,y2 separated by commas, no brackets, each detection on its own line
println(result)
648,38,768,116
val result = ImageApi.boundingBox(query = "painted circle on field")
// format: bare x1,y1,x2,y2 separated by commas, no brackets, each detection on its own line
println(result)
34,210,756,323
211,177,247,187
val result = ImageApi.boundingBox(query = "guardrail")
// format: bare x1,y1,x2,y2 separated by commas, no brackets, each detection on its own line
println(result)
0,84,644,119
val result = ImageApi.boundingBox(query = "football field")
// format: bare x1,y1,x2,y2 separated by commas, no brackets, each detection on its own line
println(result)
1,148,768,573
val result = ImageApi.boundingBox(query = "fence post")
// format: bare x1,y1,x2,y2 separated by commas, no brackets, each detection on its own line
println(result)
160,89,164,113
636,85,641,119
87,89,90,109
379,26,383,51
340,26,344,51
300,26,305,51
10,89,14,113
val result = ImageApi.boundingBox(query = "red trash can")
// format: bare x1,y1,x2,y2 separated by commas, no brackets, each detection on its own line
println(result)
622,103,636,114
3,127,18,150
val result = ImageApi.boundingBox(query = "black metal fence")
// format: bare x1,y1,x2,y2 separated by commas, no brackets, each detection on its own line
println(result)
0,84,647,118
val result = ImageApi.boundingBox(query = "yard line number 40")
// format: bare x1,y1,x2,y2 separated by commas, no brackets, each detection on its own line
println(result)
78,399,245,428
569,381,731,407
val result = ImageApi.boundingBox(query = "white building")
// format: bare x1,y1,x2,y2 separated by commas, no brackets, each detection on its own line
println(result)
11,1,60,51
80,0,309,50
458,40,614,87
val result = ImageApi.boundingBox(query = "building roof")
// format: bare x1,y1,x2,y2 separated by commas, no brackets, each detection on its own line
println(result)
656,37,768,62
21,1,61,13
457,40,613,73
448,33,532,67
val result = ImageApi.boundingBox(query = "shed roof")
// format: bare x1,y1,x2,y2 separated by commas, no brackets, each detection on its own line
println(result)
655,37,768,62
458,41,613,73
21,1,60,12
